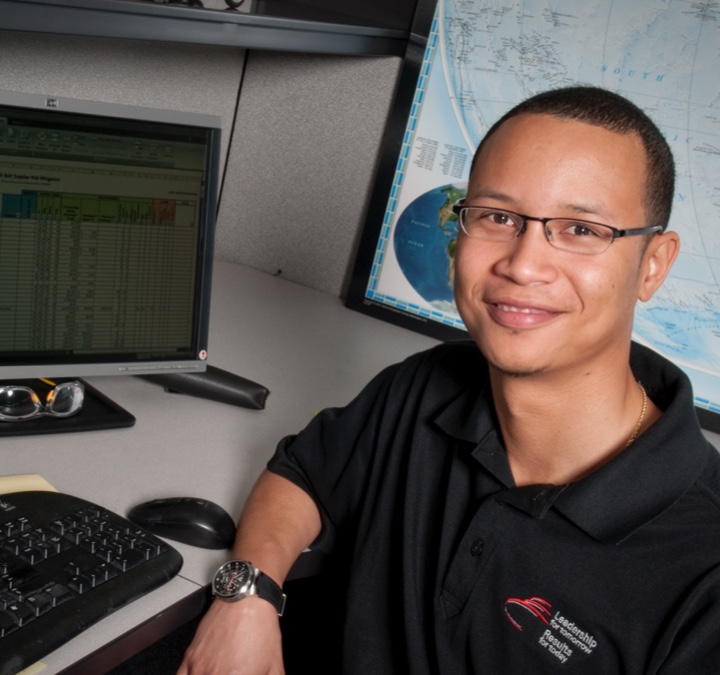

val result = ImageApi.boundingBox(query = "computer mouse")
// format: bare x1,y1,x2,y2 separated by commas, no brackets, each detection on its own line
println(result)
127,497,236,550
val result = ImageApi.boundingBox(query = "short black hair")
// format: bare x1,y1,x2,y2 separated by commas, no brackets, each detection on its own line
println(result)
471,86,675,230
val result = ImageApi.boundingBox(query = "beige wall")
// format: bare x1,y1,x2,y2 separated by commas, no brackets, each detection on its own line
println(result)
215,51,401,296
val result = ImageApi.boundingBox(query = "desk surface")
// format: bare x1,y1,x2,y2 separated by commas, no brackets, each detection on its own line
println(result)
0,261,439,673
2,261,719,673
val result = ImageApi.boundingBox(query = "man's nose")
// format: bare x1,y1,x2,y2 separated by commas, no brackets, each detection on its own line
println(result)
497,219,557,283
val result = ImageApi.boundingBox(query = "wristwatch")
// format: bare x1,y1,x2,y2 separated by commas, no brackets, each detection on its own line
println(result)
212,560,286,616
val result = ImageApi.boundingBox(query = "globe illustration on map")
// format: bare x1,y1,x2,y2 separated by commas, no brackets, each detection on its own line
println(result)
393,183,466,309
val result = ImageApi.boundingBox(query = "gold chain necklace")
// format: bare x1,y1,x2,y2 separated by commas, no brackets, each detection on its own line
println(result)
624,382,648,448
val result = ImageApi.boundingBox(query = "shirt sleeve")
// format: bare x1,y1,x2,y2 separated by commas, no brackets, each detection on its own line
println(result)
266,342,464,553
267,357,404,552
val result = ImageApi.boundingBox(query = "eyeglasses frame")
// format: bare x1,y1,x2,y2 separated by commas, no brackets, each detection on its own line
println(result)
0,380,85,422
451,202,663,253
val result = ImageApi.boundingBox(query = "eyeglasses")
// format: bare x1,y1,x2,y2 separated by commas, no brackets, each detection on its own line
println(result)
0,380,85,422
452,202,663,255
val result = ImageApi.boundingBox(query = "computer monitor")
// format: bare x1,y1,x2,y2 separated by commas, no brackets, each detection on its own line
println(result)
0,90,221,430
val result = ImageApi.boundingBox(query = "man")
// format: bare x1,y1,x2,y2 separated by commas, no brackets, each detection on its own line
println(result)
178,87,720,674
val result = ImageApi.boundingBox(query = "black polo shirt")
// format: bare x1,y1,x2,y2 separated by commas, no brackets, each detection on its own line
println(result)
268,341,720,674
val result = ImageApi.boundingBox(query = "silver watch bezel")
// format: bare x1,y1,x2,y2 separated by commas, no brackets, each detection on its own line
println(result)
212,560,286,616
212,560,257,602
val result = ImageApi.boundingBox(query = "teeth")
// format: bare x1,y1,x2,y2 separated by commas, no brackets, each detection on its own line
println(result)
496,303,544,314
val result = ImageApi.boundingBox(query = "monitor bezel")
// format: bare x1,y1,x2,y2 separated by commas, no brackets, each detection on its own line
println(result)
0,89,221,379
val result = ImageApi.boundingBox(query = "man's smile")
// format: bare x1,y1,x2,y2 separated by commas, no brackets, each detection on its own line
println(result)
486,299,561,328
493,302,555,315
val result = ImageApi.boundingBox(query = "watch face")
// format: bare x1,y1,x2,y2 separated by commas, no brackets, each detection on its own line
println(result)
213,560,253,599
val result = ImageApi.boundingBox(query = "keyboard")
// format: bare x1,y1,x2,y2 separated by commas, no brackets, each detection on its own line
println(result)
0,490,183,675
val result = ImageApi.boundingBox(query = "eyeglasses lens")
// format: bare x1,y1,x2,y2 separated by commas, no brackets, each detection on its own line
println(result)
0,387,41,419
49,383,85,416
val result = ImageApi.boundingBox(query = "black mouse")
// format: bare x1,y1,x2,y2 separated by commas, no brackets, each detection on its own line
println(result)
127,497,236,549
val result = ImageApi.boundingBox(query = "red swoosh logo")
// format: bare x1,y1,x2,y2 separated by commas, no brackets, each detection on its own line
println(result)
504,596,552,631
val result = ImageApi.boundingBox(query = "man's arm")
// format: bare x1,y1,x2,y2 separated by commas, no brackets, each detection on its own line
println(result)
177,469,322,675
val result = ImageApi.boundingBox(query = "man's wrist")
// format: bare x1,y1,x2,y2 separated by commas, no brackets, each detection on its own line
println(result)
212,560,287,616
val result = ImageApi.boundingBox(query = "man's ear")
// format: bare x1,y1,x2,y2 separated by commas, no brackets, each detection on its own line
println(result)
638,230,680,302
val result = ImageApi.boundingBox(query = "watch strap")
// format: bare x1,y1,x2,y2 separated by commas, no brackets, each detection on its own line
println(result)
255,570,287,616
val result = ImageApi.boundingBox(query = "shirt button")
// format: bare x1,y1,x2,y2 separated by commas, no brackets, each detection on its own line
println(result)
470,540,484,557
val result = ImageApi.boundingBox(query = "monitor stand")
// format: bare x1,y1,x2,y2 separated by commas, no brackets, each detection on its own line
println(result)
138,365,269,410
0,379,135,438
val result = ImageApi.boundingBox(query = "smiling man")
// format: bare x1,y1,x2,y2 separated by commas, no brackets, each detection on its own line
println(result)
453,101,677,486
179,87,720,674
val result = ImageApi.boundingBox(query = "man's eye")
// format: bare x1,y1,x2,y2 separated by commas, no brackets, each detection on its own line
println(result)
561,221,604,237
482,211,516,226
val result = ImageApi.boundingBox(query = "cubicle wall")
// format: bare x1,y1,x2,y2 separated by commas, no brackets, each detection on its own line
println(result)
215,51,401,297
0,29,402,298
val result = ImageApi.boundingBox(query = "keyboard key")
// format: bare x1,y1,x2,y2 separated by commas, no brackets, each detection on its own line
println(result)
25,592,53,617
111,548,146,572
5,601,35,627
88,563,117,587
0,591,20,611
68,574,94,594
135,540,161,560
44,582,72,607
19,546,47,565
0,610,18,637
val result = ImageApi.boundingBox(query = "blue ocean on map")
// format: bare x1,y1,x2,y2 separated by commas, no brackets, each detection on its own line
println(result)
393,185,461,306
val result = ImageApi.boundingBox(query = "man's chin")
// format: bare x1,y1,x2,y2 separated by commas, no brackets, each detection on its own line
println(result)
474,339,551,378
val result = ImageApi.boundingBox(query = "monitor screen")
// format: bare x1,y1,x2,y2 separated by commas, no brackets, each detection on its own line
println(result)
0,90,220,381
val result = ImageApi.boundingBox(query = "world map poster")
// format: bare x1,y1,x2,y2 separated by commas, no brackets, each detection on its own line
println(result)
356,0,720,425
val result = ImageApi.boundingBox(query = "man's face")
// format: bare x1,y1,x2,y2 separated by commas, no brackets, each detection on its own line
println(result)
454,113,667,378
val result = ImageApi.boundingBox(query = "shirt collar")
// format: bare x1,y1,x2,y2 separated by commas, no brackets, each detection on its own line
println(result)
433,341,714,544
553,342,714,543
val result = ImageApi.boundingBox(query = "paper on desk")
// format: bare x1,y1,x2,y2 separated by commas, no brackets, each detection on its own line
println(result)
0,474,56,495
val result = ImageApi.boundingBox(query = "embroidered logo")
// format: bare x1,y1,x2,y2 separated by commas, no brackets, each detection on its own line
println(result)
504,596,552,630
504,596,598,664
